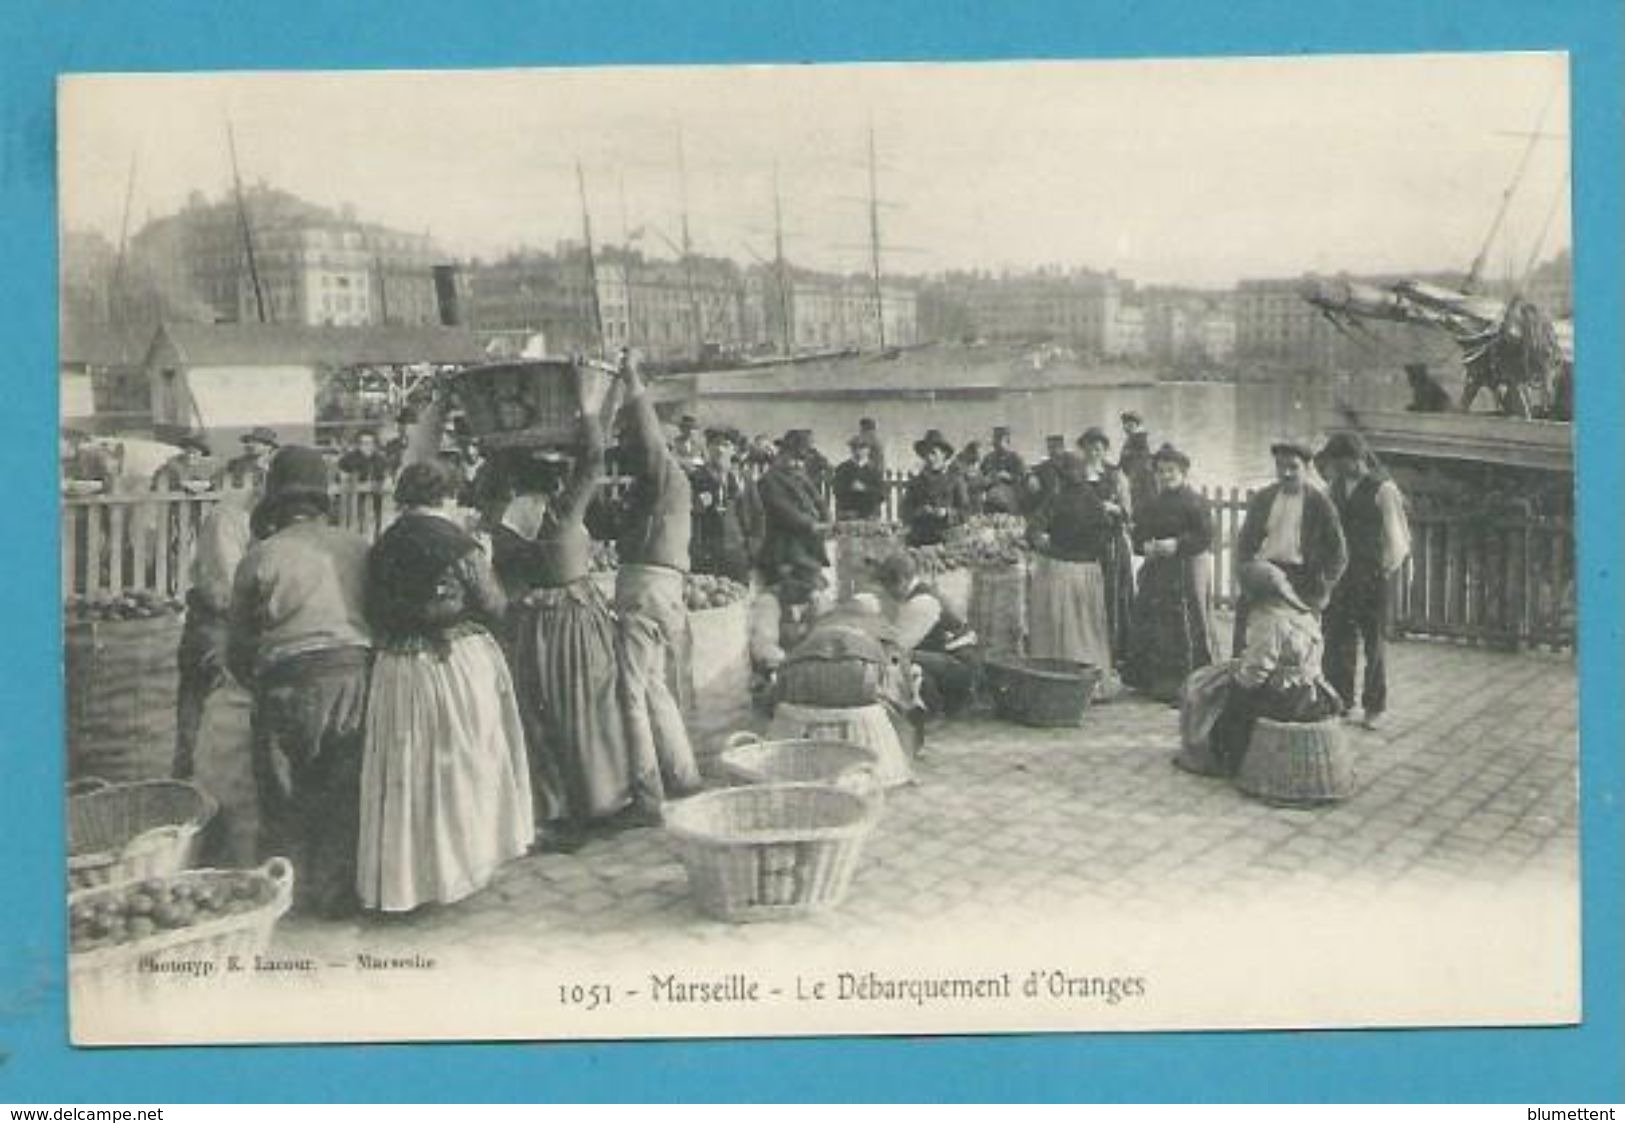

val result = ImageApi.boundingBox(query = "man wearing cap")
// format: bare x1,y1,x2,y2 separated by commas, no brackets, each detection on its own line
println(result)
852,417,886,475
1320,432,1410,731
758,430,833,582
338,428,391,484
219,427,279,491
611,350,702,811
153,433,215,494
873,551,980,722
901,429,971,546
383,408,417,473
833,434,887,521
801,430,834,495
690,427,763,584
1119,411,1157,515
671,415,705,472
1024,434,1069,514
979,426,1026,515
1233,439,1348,656
227,446,372,917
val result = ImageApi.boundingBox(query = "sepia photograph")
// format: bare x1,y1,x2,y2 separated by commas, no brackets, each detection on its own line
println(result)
57,52,1579,1046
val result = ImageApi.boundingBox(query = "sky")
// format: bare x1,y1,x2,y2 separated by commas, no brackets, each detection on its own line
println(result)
58,53,1571,287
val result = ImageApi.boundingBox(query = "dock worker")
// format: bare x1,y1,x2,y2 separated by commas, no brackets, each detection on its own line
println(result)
690,427,763,584
851,417,886,474
226,446,372,917
758,429,833,584
1024,434,1068,514
153,432,215,493
338,427,392,484
1232,438,1348,656
219,427,279,491
1118,411,1157,515
671,415,706,472
1320,432,1410,732
979,426,1026,515
833,434,888,521
612,350,702,815
900,428,971,546
872,551,980,723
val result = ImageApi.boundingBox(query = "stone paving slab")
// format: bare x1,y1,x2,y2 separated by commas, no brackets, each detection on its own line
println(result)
279,638,1578,965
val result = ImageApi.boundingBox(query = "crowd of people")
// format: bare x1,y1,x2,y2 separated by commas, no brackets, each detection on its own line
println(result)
151,350,1409,923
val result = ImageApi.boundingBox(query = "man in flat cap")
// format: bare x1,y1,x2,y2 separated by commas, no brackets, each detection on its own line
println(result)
690,427,763,584
219,426,279,491
979,426,1026,515
1233,438,1348,657
1320,432,1410,731
1119,410,1157,515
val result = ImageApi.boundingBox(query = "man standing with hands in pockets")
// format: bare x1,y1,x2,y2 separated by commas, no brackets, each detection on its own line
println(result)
612,349,702,818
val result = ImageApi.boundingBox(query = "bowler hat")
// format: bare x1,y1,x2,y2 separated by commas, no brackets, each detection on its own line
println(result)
253,446,332,528
1151,442,1190,470
992,425,1011,439
1078,426,1111,450
241,426,280,449
176,432,211,456
913,429,955,460
1269,438,1315,463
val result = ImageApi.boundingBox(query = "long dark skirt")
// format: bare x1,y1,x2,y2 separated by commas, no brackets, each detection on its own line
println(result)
1209,678,1342,776
1124,552,1218,702
514,581,637,827
251,646,370,918
1101,528,1137,667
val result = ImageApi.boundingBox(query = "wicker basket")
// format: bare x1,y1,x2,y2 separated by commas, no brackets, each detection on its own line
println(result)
664,783,881,922
68,859,294,1006
968,561,1028,654
68,779,218,892
777,656,884,707
1235,717,1356,807
65,614,184,783
449,359,612,450
717,732,881,792
983,655,1103,727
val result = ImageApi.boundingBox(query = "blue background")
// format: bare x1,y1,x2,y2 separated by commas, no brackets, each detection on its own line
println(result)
2,0,1619,1103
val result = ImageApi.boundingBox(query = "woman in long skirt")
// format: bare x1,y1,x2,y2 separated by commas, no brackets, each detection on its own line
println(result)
1123,443,1220,702
490,398,641,851
1026,453,1115,672
1076,427,1137,667
357,460,534,913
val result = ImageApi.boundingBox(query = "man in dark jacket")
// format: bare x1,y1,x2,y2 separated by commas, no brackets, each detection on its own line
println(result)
757,430,831,581
979,426,1026,515
1320,432,1410,731
832,436,887,521
337,428,392,484
902,429,971,546
1233,439,1349,655
690,427,763,583
1118,411,1157,516
1024,434,1068,514
218,427,279,490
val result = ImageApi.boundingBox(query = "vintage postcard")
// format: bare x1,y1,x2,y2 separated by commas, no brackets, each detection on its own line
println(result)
58,53,1578,1045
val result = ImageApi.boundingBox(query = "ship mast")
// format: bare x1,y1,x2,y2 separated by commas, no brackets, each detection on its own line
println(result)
677,127,702,359
619,171,637,349
773,161,792,356
577,161,606,359
226,119,269,324
866,123,886,352
109,153,137,326
1463,83,1558,295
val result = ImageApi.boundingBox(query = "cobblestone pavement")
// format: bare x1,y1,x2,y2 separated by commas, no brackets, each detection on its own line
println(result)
280,638,1578,964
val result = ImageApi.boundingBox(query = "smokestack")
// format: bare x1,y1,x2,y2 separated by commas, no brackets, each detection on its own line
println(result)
432,265,462,327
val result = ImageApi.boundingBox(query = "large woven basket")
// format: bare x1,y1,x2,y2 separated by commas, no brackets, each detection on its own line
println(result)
717,732,881,792
65,614,184,783
1235,717,1355,807
777,656,884,708
69,859,294,1006
983,655,1103,727
968,561,1027,654
68,779,218,891
664,783,881,922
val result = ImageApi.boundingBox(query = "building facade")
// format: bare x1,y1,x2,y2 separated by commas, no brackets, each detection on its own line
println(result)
917,268,1125,356
127,187,443,329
